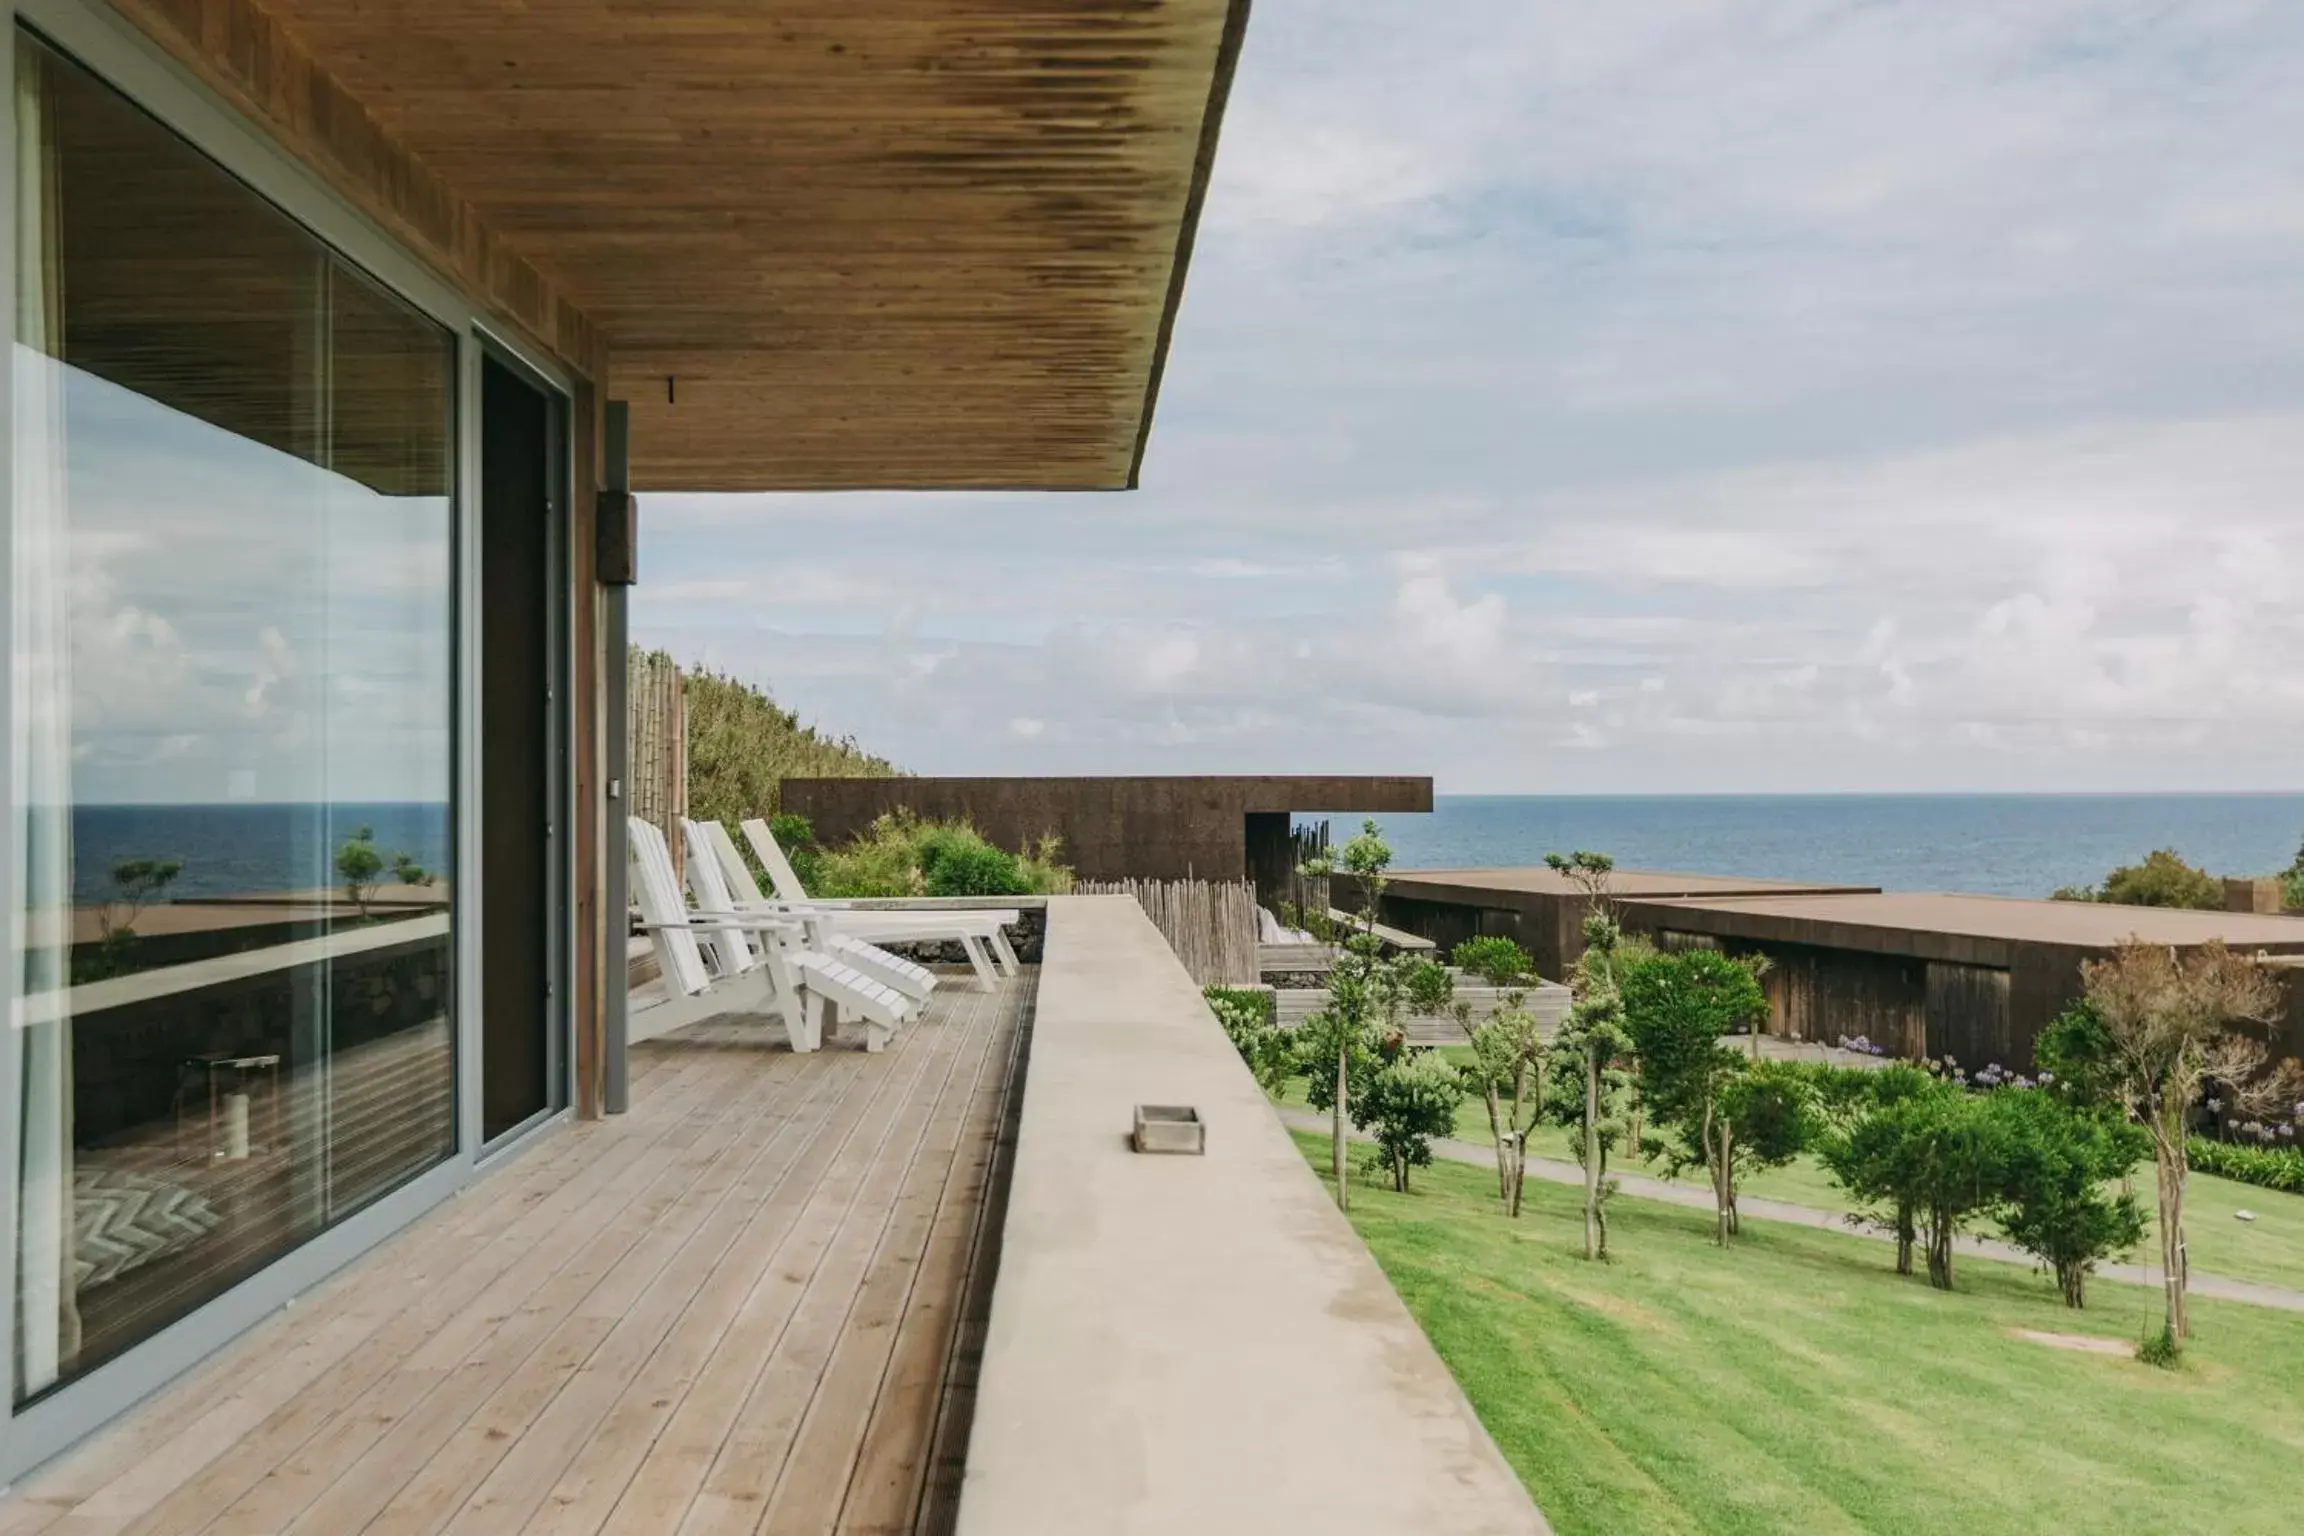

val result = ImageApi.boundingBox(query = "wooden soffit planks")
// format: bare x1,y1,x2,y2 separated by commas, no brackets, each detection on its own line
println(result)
105,0,609,387
211,0,1251,492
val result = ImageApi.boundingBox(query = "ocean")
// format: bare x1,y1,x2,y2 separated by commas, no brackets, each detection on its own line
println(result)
1368,794,2304,899
69,803,452,905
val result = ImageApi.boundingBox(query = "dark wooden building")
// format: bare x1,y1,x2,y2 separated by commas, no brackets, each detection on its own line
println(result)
782,775,1433,890
1367,872,2304,1069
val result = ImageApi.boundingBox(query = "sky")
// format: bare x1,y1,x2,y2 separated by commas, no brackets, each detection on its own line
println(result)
633,0,2304,796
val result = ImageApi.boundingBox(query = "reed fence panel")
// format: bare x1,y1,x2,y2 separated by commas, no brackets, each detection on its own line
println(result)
1078,877,1259,986
627,649,688,880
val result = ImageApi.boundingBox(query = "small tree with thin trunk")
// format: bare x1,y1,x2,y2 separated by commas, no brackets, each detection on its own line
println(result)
1450,936,1547,1216
1549,913,1637,1260
1297,819,1400,1214
1621,947,1771,1243
2081,939,2287,1351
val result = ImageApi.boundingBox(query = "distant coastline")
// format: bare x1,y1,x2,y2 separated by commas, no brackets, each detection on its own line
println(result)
1373,793,2304,899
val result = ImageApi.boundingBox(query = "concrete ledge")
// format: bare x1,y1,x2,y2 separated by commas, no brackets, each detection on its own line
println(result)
958,895,1546,1535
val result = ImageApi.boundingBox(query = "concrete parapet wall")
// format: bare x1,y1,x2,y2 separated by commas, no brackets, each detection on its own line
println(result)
958,895,1547,1535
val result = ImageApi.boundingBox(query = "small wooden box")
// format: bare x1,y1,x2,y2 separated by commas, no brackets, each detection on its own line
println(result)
1132,1104,1204,1155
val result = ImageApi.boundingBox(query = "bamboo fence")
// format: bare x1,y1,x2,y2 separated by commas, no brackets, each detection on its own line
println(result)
628,650,688,880
1078,877,1259,985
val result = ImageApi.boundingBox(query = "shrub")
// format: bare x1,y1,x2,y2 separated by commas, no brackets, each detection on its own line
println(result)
807,811,1070,899
1454,935,1537,987
1206,986,1294,1094
812,814,926,898
768,812,821,892
2052,848,2222,910
2033,1000,2123,1110
924,839,1024,897
2187,1137,2304,1195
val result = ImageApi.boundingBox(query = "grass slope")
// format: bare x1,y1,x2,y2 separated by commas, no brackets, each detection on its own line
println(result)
1292,1129,2304,1536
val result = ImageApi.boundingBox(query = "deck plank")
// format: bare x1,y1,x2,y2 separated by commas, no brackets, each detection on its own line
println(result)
13,1053,740,1536
0,976,1025,1536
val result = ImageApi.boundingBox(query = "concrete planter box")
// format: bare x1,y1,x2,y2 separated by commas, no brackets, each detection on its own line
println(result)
1132,1103,1205,1155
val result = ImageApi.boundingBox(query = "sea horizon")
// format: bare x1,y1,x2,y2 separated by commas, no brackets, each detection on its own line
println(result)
1365,791,2304,900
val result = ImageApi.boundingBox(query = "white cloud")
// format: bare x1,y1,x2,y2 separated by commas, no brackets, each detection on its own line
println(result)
635,0,2304,794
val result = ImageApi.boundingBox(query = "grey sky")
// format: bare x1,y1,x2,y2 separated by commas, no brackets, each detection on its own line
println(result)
635,0,2304,794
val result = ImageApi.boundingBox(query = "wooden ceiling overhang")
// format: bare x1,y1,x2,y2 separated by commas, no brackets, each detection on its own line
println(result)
104,0,1250,493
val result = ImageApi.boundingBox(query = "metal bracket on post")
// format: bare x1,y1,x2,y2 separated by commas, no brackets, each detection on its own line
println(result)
602,400,632,1116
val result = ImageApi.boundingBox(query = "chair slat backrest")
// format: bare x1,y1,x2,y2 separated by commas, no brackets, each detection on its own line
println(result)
739,818,812,904
627,817,712,998
698,820,774,908
681,819,759,978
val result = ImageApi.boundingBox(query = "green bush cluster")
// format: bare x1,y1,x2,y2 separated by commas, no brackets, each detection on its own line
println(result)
1205,986,1295,1095
2187,1137,2304,1195
1819,1068,2147,1304
808,811,1072,900
2050,847,2222,909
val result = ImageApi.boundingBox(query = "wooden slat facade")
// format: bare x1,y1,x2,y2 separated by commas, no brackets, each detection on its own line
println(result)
0,974,1028,1536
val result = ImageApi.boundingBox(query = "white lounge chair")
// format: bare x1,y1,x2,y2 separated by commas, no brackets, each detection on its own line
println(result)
737,816,1023,989
681,818,934,1019
626,817,908,1053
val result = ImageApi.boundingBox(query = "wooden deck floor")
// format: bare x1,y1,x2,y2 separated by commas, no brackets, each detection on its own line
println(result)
0,972,1030,1536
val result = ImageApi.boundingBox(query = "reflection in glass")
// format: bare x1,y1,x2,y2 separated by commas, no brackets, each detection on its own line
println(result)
12,31,456,1399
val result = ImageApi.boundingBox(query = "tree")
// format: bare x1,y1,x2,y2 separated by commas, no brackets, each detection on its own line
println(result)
336,828,386,916
1297,819,1402,1213
1817,1064,1951,1278
1621,948,1771,1243
1549,914,1638,1260
1989,1089,2147,1308
1712,1061,1819,1228
2052,849,2222,910
1450,936,1548,1215
1544,849,1618,924
1828,1083,2009,1290
84,856,184,982
336,826,433,918
1359,1049,1465,1192
2081,939,2290,1347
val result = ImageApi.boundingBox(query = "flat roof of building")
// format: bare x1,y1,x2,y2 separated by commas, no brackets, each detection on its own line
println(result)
1641,891,2304,950
789,774,1434,814
1391,867,1877,899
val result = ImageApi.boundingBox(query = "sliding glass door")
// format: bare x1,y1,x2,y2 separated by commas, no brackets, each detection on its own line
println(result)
10,29,458,1398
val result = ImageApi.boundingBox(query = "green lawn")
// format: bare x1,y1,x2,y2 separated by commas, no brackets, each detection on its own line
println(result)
1293,1129,2304,1535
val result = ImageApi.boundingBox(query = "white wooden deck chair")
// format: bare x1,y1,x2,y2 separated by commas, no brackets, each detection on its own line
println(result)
683,819,932,1018
626,817,811,1051
738,817,1022,988
630,818,909,1052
